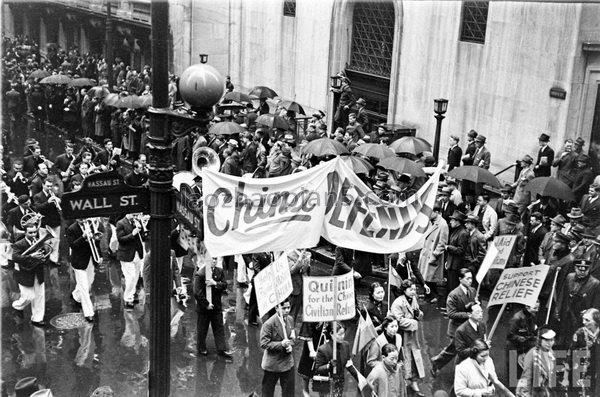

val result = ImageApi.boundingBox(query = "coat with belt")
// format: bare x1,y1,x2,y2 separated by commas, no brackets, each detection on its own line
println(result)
417,216,448,283
465,229,487,276
12,236,46,286
65,221,102,270
260,312,295,372
33,190,62,228
391,294,425,379
446,225,469,271
116,217,144,262
513,167,535,207
446,285,476,337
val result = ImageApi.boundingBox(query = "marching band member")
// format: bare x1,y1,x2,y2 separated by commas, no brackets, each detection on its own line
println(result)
69,161,90,191
22,145,44,178
66,218,104,322
4,160,29,197
29,162,50,196
33,178,62,267
117,213,146,310
12,223,47,327
94,138,121,172
54,141,76,183
124,161,148,187
6,195,33,242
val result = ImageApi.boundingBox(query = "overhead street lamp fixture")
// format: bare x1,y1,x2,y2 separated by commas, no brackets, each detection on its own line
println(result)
433,98,448,162
330,74,343,90
199,53,208,64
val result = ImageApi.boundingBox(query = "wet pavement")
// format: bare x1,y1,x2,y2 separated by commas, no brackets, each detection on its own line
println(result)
1,117,515,396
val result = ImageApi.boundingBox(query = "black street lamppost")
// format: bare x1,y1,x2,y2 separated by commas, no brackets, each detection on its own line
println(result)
148,1,223,395
328,74,343,134
432,98,448,162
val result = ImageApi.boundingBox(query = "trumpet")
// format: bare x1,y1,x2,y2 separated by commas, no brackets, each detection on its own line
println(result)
133,214,150,244
49,189,62,212
82,218,103,263
40,155,54,170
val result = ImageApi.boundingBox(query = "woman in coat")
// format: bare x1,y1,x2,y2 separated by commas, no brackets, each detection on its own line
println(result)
297,321,326,397
417,204,448,303
455,339,514,397
516,327,557,397
391,279,425,396
366,316,404,380
362,282,387,333
367,343,405,397
569,308,600,396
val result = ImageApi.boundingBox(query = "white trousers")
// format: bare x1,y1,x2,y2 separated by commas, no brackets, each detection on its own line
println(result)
12,277,45,322
40,225,61,263
121,252,143,303
72,258,96,317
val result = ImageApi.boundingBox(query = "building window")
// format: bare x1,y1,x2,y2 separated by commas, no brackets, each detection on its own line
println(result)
460,1,489,44
348,2,394,77
283,0,296,17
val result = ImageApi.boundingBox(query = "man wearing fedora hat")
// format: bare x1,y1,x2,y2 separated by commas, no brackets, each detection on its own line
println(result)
461,130,478,166
523,212,548,266
563,207,584,236
538,215,566,263
355,97,369,132
437,187,457,224
445,211,469,292
572,153,595,203
534,133,554,177
511,154,536,214
463,215,487,280
472,135,491,169
580,183,600,231
552,138,577,186
555,259,600,347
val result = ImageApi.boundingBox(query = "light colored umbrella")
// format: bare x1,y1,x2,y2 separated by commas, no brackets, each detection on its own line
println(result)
39,74,72,85
340,155,374,174
389,136,432,155
302,138,349,157
68,77,96,87
352,143,395,160
88,86,110,99
525,177,575,202
209,121,246,136
377,157,426,177
29,69,50,79
447,165,501,187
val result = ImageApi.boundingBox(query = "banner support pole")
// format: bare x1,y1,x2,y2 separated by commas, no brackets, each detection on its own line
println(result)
331,276,338,396
488,302,507,340
545,270,560,325
387,257,392,310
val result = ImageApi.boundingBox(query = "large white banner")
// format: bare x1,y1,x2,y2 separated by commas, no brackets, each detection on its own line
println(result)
202,157,441,256
303,272,356,322
254,255,293,318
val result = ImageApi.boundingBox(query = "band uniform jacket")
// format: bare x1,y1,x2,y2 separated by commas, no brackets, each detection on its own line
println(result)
472,146,491,169
94,149,121,170
33,190,62,228
534,146,554,177
445,226,469,271
6,206,28,241
260,312,295,372
116,217,144,262
22,155,44,177
580,194,600,230
454,320,487,363
65,222,102,270
446,285,476,338
447,145,463,171
54,153,74,173
12,236,46,286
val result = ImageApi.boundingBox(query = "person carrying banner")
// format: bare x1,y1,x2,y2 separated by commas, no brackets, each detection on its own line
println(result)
454,302,487,363
297,321,326,397
464,215,487,286
417,203,448,305
430,268,476,377
248,252,271,326
516,327,558,397
507,301,539,378
445,211,469,295
366,343,405,397
260,299,296,397
538,232,573,324
390,279,425,396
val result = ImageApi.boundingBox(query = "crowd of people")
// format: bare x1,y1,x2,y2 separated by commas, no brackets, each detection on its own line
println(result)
2,34,600,397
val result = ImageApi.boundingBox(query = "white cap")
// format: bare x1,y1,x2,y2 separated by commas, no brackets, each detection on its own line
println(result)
539,329,556,340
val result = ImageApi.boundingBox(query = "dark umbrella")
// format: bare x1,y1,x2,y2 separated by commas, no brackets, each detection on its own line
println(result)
29,69,51,80
249,86,278,99
68,78,96,88
340,155,374,175
39,74,73,85
223,91,253,103
278,100,306,115
447,165,501,187
302,138,349,157
209,121,246,136
377,157,426,177
255,113,290,130
352,143,395,160
88,86,111,99
525,177,575,202
389,136,432,155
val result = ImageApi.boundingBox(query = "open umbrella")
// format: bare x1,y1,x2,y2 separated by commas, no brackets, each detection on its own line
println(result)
88,86,110,99
39,74,72,85
278,100,306,115
302,138,349,157
447,166,501,187
389,136,432,155
352,143,395,160
340,155,374,175
223,91,253,103
29,69,50,80
525,177,575,202
209,121,246,136
249,86,278,99
68,78,96,88
377,157,426,177
255,113,290,130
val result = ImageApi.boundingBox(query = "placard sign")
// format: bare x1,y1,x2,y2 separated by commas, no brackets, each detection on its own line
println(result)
488,265,549,307
302,272,355,322
175,183,203,237
61,172,149,219
489,235,517,270
254,255,293,318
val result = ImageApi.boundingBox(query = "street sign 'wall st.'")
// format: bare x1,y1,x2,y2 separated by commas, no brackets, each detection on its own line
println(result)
61,172,150,219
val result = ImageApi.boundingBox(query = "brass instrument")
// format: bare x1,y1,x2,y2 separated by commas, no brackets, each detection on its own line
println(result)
49,189,62,212
20,211,43,229
39,155,54,170
191,146,221,176
82,218,103,263
1,183,19,205
133,214,150,246
21,226,56,259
